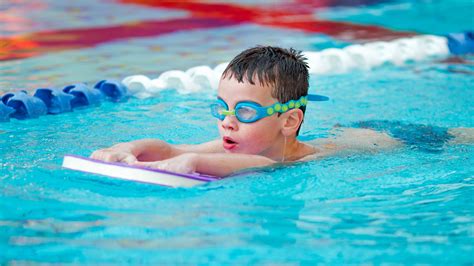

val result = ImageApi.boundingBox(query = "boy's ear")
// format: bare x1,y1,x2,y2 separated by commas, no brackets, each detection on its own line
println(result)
281,109,304,137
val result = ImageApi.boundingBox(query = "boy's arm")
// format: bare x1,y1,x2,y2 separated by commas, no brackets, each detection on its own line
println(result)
175,139,224,154
91,139,223,163
133,152,276,177
194,153,275,177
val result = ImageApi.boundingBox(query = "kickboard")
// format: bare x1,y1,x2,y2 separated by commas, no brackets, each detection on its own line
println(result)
62,155,219,188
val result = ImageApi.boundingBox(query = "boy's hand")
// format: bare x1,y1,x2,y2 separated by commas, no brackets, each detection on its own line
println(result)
90,144,138,164
132,153,198,174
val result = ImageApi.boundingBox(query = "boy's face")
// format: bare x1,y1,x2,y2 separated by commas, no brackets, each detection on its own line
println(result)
216,76,285,157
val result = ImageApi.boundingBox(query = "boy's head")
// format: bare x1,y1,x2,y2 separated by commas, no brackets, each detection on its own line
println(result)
222,46,310,117
214,46,311,158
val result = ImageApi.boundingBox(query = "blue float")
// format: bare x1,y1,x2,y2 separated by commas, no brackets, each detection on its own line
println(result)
0,101,15,122
0,80,130,122
63,83,103,108
94,79,128,102
447,31,474,55
34,88,75,114
1,91,48,119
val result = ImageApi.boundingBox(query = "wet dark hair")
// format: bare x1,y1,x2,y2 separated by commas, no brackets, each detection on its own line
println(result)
222,46,310,135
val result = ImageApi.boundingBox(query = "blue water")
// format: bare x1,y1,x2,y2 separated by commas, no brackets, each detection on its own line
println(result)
1,0,474,264
316,0,474,35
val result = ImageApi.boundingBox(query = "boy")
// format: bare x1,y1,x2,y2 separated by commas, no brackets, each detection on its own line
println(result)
91,46,471,177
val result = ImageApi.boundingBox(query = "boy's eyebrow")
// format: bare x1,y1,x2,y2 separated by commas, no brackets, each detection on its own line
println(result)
217,96,229,104
216,96,264,107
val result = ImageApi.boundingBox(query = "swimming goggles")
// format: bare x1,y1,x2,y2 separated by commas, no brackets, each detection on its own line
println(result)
210,94,329,123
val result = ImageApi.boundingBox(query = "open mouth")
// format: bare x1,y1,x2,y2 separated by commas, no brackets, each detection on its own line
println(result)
223,136,238,150
223,136,237,145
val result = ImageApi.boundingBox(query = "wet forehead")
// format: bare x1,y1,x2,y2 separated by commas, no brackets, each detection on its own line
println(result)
217,77,276,106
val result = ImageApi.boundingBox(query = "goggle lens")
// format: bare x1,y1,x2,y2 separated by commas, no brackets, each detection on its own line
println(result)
210,103,226,120
235,105,258,122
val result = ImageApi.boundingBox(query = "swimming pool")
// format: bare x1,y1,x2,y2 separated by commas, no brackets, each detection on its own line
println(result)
1,0,473,264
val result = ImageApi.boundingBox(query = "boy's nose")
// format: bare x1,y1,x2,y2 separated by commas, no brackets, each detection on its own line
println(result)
221,115,238,131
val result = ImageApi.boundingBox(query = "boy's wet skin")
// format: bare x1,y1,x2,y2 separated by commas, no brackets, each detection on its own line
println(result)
91,46,472,177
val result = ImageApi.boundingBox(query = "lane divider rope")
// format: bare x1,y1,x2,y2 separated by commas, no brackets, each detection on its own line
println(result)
1,33,472,122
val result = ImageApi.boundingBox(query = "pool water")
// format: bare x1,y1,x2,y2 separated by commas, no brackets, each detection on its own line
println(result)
316,0,474,35
1,0,473,264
